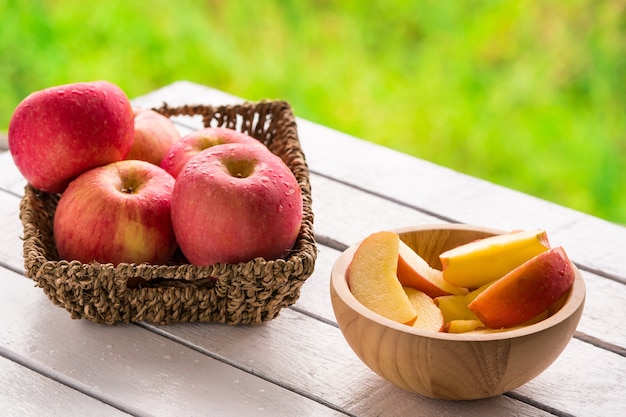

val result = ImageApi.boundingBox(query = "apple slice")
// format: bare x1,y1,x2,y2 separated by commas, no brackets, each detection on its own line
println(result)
348,231,418,325
434,294,479,323
471,310,551,334
404,287,445,331
440,229,551,288
468,246,575,329
434,281,493,323
397,240,468,298
445,319,485,334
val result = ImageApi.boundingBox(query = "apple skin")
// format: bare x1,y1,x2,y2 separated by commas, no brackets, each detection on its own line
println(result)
53,160,177,265
8,81,134,193
440,229,551,288
125,108,180,165
171,142,303,266
160,127,265,178
468,246,575,329
397,240,468,298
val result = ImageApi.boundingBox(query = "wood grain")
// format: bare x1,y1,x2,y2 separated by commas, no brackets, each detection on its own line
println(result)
0,355,131,417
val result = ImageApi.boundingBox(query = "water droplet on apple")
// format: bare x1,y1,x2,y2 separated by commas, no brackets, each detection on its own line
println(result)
276,204,284,213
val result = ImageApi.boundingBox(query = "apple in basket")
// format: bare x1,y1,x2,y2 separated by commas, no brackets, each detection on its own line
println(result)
160,127,266,178
171,142,303,266
125,107,181,166
8,81,134,193
54,160,178,265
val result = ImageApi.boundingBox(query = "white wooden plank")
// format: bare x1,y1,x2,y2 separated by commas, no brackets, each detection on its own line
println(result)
0,184,25,271
549,215,626,281
513,338,626,417
0,151,26,197
149,304,626,417
0,355,131,417
0,267,344,417
146,311,554,417
310,174,445,246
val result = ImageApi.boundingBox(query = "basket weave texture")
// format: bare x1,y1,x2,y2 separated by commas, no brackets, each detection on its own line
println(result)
19,100,317,325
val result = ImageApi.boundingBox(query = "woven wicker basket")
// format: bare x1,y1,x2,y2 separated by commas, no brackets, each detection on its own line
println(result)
19,100,317,325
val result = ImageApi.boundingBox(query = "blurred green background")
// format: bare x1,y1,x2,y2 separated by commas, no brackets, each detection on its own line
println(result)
1,0,624,224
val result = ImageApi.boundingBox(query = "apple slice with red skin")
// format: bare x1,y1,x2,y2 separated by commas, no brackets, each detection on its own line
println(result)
440,229,551,288
348,231,418,325
397,240,468,298
468,246,575,329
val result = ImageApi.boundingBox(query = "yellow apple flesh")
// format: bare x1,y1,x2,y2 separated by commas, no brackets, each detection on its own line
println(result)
468,246,575,328
397,240,468,298
404,287,445,331
434,281,492,323
439,229,551,288
445,319,485,333
434,294,479,323
348,231,417,325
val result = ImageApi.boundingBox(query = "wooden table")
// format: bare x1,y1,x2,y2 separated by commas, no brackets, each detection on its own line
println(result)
1,81,625,417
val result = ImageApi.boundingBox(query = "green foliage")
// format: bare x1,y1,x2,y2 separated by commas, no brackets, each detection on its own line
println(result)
1,0,624,223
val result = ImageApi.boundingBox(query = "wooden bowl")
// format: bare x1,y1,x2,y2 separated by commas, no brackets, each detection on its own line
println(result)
329,224,586,400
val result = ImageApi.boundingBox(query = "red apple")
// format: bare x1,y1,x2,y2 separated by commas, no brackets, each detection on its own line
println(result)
468,246,575,328
171,142,303,266
160,127,265,178
53,160,177,265
125,108,180,165
8,81,134,193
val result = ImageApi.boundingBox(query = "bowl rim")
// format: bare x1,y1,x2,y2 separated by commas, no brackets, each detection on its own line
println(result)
330,224,586,341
